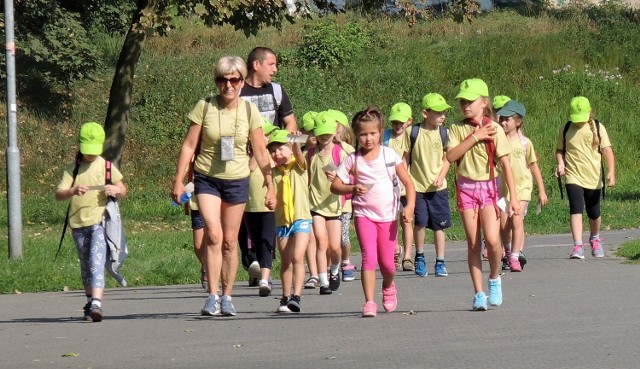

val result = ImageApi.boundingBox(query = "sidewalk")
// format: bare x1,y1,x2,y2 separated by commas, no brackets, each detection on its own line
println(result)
2,229,640,369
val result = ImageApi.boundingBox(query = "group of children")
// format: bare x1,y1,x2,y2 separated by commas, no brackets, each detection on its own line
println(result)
56,78,615,321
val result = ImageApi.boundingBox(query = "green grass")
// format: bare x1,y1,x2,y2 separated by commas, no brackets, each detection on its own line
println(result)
616,238,640,264
2,8,640,293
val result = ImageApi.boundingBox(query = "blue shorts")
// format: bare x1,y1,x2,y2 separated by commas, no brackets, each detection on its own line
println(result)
414,189,452,231
194,171,249,204
277,219,313,239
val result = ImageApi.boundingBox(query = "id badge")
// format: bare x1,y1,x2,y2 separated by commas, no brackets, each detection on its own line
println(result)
220,136,235,161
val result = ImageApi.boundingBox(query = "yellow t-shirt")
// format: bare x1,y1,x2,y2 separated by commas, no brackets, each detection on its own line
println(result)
499,136,537,201
56,156,124,228
447,120,511,181
273,160,312,227
556,121,611,189
387,129,410,160
338,142,355,214
308,144,347,217
409,126,448,192
245,158,274,213
187,97,263,180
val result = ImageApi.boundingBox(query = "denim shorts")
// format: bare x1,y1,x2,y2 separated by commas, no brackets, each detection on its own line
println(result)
194,171,249,204
414,189,452,230
277,219,313,238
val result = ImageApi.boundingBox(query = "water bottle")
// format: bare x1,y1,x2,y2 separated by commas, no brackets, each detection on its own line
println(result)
172,182,194,206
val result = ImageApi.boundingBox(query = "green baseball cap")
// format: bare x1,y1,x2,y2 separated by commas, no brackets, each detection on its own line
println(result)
268,129,289,145
261,116,278,135
388,102,412,123
569,96,591,123
78,122,105,155
455,78,489,101
301,111,318,132
327,109,349,127
492,95,511,110
497,100,526,118
313,111,337,136
421,93,452,112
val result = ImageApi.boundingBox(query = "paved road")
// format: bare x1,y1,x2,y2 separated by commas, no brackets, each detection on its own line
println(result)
2,229,640,369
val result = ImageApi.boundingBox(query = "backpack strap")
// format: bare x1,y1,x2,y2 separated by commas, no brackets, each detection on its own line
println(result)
332,144,342,166
306,147,316,185
105,160,112,186
561,121,571,155
383,129,392,147
408,124,420,166
54,153,82,261
271,82,283,108
439,125,448,151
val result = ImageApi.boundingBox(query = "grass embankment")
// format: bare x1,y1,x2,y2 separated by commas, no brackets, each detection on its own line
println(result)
1,8,640,293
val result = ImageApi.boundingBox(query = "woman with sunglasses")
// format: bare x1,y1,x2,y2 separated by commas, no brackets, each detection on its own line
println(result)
173,56,276,317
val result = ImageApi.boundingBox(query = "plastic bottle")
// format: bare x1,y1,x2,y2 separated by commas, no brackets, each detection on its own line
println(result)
172,182,194,206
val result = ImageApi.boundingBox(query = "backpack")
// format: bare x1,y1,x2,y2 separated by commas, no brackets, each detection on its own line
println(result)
561,120,606,199
408,124,448,166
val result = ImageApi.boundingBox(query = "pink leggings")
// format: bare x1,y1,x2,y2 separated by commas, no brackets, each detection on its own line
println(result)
355,216,397,275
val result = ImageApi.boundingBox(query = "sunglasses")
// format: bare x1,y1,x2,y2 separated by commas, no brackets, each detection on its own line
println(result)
215,76,243,86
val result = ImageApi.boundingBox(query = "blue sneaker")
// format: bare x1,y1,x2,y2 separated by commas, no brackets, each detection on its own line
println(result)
220,295,237,316
201,294,221,316
414,254,427,277
434,261,448,277
488,277,503,306
341,262,356,282
472,292,488,311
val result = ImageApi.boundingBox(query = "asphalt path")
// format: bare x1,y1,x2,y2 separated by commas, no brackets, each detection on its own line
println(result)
2,229,640,369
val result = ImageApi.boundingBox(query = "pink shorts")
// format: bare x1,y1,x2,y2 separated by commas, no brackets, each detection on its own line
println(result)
456,176,498,211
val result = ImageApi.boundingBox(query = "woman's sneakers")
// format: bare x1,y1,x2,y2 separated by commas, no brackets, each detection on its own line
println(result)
200,294,236,316
362,301,377,317
382,282,397,313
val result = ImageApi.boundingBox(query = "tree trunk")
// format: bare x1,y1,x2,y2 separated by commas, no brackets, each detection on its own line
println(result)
102,0,157,166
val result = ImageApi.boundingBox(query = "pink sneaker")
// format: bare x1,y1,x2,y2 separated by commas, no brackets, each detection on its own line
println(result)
382,282,397,312
362,301,377,317
508,256,522,272
590,238,605,258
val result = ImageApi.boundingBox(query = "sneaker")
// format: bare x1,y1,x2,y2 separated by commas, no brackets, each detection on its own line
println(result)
90,304,103,322
277,296,291,313
472,292,488,311
434,261,448,277
304,276,319,289
287,295,301,313
570,244,585,259
341,263,356,282
329,272,341,291
488,278,503,306
414,254,427,277
394,253,402,271
220,295,237,316
201,294,221,316
518,252,527,268
382,282,397,313
258,279,272,297
508,256,522,272
319,284,333,295
248,261,260,286
362,301,377,317
201,267,209,291
590,238,605,258
501,257,510,271
82,303,92,322
402,259,414,272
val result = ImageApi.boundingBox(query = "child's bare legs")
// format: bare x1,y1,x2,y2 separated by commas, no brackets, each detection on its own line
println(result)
278,237,294,297
500,210,512,254
413,225,426,255
510,201,528,255
312,215,331,290
305,229,318,281
480,207,502,281
434,229,446,259
292,232,310,297
326,219,342,283
461,209,484,293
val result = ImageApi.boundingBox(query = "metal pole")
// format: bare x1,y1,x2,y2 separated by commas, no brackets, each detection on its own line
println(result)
5,0,23,260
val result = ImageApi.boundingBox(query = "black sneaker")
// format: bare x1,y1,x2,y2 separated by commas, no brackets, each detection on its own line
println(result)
276,296,291,313
329,273,340,291
518,253,527,269
82,303,92,322
319,284,333,295
90,305,103,322
501,257,510,271
287,295,301,313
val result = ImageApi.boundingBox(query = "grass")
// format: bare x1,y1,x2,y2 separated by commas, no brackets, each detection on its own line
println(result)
616,239,640,263
2,8,640,293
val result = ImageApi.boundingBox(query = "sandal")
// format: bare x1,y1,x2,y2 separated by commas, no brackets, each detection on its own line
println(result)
402,259,414,272
304,276,319,289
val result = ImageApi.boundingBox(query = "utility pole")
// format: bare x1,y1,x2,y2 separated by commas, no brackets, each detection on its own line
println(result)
5,0,23,260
